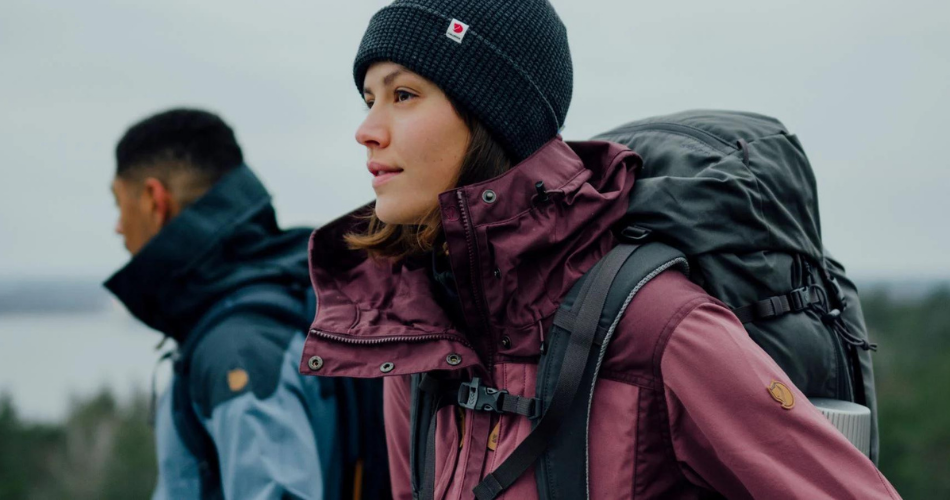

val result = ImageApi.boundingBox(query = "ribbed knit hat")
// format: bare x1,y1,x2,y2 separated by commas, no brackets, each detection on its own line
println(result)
354,0,573,163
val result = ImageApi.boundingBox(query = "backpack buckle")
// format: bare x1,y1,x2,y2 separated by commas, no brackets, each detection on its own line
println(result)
458,377,507,413
788,286,814,312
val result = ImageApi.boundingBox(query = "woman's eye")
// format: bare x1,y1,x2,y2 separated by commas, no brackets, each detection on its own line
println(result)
364,99,374,109
395,90,416,103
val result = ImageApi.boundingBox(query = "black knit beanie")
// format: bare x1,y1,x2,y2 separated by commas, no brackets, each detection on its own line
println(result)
354,0,573,163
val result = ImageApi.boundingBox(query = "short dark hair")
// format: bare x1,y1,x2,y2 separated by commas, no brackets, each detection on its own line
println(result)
115,108,243,185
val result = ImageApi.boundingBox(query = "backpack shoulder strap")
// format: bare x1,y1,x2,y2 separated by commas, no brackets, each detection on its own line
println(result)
473,241,688,500
171,283,308,497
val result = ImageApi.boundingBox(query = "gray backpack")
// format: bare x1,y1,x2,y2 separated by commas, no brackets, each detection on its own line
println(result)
594,110,878,449
414,110,879,500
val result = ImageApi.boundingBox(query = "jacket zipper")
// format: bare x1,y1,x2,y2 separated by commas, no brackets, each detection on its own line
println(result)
456,191,495,372
309,329,473,348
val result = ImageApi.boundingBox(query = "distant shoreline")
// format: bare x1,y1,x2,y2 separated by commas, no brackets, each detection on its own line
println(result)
2,276,948,316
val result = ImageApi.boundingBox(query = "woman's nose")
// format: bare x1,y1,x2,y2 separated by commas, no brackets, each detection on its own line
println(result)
355,108,390,149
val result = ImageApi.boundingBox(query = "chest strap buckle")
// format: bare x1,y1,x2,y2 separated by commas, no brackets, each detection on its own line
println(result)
458,377,542,419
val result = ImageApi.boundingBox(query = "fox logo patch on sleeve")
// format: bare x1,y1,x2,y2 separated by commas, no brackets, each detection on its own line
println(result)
768,380,795,410
227,368,250,392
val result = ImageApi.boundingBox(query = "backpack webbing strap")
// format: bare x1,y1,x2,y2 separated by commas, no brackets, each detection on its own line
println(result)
732,286,822,324
472,244,639,500
457,377,542,419
497,393,541,419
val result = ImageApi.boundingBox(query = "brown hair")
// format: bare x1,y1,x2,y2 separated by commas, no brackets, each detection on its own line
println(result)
344,100,512,260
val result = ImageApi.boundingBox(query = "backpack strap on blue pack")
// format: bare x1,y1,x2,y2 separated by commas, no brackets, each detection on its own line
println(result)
170,283,308,499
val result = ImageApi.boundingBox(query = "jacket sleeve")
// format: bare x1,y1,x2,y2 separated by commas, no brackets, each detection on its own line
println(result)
189,321,326,500
661,301,900,500
199,373,325,500
384,375,414,500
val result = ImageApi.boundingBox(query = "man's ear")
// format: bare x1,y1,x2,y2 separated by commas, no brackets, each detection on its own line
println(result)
141,177,178,228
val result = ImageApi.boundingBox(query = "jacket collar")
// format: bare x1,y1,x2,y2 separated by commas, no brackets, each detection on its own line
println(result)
104,165,276,341
303,138,640,378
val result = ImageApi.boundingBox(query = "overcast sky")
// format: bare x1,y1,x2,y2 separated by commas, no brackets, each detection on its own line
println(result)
1,0,948,280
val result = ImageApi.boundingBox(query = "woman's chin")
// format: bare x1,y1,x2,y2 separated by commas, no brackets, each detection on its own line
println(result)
374,200,425,226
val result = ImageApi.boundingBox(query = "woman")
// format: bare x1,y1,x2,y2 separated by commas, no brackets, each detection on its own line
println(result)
300,0,900,498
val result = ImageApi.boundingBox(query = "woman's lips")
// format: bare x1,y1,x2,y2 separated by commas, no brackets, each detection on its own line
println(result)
372,170,401,188
368,161,403,188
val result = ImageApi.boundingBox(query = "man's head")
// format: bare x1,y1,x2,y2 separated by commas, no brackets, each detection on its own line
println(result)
111,108,243,255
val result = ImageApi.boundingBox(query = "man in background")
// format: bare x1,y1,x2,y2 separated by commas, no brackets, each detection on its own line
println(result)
104,108,387,499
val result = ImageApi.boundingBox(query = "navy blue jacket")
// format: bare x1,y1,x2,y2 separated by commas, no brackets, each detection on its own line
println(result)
105,166,381,499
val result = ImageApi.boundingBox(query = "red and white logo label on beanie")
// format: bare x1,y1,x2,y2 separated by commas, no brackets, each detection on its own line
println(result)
446,18,469,43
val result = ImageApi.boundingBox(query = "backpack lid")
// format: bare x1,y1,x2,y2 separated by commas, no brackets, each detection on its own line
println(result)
595,109,824,263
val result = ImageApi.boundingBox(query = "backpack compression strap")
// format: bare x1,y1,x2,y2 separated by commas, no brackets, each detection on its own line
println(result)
732,285,824,324
473,242,689,500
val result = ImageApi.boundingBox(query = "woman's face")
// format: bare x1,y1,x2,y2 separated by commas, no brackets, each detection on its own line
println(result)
356,62,470,225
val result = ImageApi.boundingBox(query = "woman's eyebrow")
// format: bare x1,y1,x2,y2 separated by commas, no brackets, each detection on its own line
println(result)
364,69,406,96
382,69,406,87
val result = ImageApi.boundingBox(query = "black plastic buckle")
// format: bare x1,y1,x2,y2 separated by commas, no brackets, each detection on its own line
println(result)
458,377,507,413
788,286,810,311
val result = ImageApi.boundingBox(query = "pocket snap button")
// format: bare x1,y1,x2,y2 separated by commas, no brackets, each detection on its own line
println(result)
308,356,323,370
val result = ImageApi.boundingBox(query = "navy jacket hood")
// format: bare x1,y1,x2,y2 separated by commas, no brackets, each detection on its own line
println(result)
104,165,313,342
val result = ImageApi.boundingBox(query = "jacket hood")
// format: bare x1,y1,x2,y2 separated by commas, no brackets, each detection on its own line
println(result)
105,165,313,342
301,138,640,379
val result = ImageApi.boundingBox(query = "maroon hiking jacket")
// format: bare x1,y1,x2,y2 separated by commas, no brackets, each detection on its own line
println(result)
300,138,900,499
